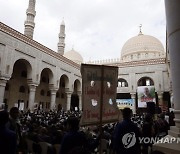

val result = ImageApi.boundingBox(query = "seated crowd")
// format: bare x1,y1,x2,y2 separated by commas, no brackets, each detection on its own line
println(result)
0,106,175,154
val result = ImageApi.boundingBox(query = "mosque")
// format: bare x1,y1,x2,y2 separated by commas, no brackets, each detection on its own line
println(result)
1,1,180,153
0,0,172,112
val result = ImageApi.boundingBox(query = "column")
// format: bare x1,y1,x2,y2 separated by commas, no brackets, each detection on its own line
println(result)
66,92,72,111
0,79,7,103
165,0,180,137
170,92,174,109
157,92,163,110
50,89,57,110
78,92,82,111
130,93,136,114
28,85,36,111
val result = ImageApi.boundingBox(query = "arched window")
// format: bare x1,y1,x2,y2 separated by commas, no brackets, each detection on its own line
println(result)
56,92,60,98
19,86,26,93
40,90,45,96
47,91,50,97
137,77,154,86
61,93,64,98
41,76,46,83
60,81,65,88
21,71,27,78
5,83,9,91
118,78,128,87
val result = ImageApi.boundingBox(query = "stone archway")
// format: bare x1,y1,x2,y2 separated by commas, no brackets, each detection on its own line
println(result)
57,74,69,110
35,68,54,110
74,79,81,92
4,59,32,110
70,94,79,111
70,79,81,111
137,76,154,86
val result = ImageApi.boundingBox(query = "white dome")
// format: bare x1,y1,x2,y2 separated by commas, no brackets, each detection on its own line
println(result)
64,48,83,64
121,33,165,62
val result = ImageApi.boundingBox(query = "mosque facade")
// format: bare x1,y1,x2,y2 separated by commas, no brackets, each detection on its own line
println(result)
0,0,171,112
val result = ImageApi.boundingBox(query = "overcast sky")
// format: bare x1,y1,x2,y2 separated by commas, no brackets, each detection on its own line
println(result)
0,0,166,62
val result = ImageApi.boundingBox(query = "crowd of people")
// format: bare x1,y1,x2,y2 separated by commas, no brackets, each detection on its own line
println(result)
0,106,175,154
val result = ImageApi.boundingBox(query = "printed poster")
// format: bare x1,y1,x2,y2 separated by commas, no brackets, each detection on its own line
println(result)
137,86,156,108
116,99,134,110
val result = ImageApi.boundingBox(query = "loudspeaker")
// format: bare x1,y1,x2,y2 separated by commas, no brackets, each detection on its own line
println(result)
146,102,155,115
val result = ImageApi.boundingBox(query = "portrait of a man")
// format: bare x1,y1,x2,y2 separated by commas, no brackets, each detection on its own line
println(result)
141,87,153,100
137,86,156,108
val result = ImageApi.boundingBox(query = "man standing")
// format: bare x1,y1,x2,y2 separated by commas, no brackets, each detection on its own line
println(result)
60,116,88,154
7,107,22,142
7,107,23,152
113,108,141,154
0,110,17,154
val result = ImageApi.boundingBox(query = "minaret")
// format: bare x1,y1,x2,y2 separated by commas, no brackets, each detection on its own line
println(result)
58,20,66,55
24,0,36,39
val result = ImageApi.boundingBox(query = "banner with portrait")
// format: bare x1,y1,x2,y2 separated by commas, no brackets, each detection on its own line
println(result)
137,86,156,108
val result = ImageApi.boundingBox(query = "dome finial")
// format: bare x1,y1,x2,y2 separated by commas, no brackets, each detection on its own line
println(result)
139,24,143,35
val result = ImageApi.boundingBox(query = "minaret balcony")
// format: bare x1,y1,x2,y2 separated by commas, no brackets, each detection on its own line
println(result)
24,21,35,27
26,9,36,16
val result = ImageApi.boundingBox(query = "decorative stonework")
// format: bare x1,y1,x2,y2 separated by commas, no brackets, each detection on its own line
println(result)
87,58,166,68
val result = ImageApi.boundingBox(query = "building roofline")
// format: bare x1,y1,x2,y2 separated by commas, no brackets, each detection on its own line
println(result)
103,58,166,68
0,22,80,69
